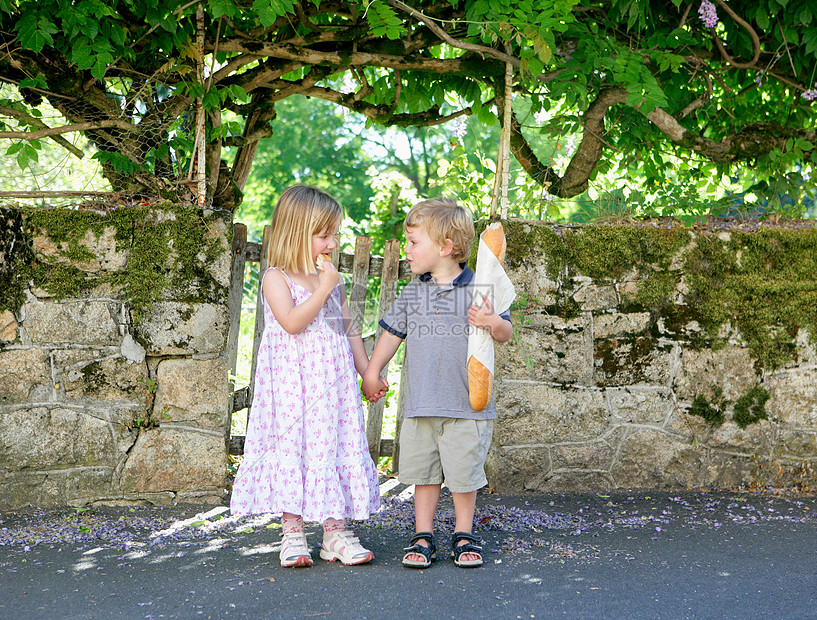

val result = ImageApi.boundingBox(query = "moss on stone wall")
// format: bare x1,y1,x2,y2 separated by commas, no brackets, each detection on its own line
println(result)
1,203,228,323
493,220,690,280
499,219,817,371
689,385,770,429
690,390,726,427
733,386,770,429
684,229,817,369
556,225,690,281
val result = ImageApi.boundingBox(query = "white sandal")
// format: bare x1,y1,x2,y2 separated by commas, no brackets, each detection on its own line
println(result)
280,531,313,568
320,530,374,565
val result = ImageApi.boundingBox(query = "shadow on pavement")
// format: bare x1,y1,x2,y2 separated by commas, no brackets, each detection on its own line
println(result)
1,487,815,619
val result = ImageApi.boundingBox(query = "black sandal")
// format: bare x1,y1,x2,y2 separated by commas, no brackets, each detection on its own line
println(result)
402,532,436,568
451,532,483,568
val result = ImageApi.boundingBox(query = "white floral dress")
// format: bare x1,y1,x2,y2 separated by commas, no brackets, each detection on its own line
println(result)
230,268,380,522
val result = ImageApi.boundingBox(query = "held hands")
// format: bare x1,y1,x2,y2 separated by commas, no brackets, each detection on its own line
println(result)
362,373,389,403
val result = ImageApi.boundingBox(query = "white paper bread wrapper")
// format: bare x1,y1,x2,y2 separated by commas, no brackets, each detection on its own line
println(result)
467,223,516,410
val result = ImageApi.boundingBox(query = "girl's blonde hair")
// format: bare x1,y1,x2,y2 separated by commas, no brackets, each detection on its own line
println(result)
265,185,342,274
404,198,475,263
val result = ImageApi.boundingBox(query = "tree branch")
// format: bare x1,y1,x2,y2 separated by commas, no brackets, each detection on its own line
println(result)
0,106,84,157
387,0,520,67
508,112,562,192
0,119,136,141
710,0,761,70
299,84,473,127
295,2,322,33
230,95,277,191
558,87,627,196
210,40,505,78
677,73,713,119
519,85,817,199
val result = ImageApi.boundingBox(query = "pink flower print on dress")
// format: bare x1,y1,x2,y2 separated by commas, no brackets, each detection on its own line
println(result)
230,269,378,522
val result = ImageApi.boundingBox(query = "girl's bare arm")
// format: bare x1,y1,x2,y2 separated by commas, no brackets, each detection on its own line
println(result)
264,266,340,334
339,285,369,376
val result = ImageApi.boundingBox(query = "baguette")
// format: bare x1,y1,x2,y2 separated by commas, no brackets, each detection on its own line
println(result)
481,222,506,263
468,356,493,411
468,222,506,411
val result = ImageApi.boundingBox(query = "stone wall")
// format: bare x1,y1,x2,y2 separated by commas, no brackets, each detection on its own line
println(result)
0,203,232,509
3,209,815,506
488,220,817,493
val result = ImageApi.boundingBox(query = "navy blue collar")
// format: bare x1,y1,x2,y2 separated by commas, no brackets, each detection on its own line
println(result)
419,264,473,287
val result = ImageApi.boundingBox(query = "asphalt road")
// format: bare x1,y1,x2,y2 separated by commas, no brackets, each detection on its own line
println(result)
1,489,815,619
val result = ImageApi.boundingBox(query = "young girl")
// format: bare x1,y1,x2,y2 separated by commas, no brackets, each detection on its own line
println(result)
230,185,381,567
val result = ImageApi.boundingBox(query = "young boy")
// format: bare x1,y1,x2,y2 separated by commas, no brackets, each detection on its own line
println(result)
362,198,513,569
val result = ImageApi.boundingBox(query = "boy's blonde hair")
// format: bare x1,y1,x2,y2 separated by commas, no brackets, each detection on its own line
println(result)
265,185,342,274
404,198,475,263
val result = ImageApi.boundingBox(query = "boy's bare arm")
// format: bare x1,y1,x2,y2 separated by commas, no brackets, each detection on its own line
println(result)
487,314,513,343
361,330,403,396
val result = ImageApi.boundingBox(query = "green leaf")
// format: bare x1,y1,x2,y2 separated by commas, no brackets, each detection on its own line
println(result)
203,89,222,110
803,29,817,56
19,75,48,90
477,105,497,125
91,55,113,81
532,35,552,64
755,6,770,30
208,0,239,19
15,143,39,168
525,56,543,76
16,13,58,53
227,84,249,103
92,151,142,174
366,1,407,40
70,40,95,71
251,0,297,27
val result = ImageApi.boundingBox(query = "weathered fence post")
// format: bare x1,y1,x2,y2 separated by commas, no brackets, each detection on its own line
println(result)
349,236,372,336
225,223,247,445
391,350,409,472
366,238,400,462
247,225,271,412
226,224,248,377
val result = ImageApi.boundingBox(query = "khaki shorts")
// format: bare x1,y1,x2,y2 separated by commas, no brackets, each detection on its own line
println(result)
398,417,494,493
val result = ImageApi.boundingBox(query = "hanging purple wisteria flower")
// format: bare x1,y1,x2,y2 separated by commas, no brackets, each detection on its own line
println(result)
451,117,467,139
802,84,817,102
698,0,718,29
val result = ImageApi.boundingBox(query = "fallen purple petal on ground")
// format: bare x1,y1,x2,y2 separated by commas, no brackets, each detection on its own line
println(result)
0,490,813,560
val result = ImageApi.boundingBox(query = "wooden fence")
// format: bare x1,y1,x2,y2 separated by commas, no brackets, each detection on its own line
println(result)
225,223,413,466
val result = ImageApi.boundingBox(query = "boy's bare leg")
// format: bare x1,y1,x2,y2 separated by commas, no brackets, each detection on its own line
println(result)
405,484,441,562
452,490,480,562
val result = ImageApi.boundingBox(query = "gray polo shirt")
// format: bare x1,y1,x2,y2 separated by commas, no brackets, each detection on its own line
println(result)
379,267,510,421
